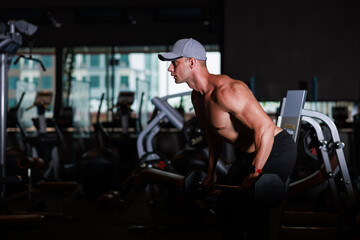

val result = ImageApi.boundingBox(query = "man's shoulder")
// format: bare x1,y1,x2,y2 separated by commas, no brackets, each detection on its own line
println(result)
215,78,247,95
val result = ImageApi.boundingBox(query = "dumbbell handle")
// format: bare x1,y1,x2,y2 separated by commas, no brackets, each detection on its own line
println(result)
214,183,243,191
197,182,243,191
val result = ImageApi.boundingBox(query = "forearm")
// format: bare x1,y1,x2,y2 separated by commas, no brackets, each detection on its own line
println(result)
251,127,275,177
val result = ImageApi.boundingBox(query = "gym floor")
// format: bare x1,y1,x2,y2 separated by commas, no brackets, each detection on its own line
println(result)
3,185,222,240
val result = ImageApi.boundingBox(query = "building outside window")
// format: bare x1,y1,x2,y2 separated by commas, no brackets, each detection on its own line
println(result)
9,77,19,91
90,76,100,88
41,76,53,89
42,55,52,68
90,55,100,67
120,76,129,89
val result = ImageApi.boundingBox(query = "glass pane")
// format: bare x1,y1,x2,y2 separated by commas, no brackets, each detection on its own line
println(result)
8,98,17,108
70,80,91,135
42,55,53,68
41,76,53,89
90,76,100,88
120,76,129,89
16,82,38,128
90,55,100,67
8,77,19,90
7,48,56,127
10,58,19,69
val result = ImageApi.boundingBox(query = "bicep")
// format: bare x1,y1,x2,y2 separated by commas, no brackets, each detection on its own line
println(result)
218,86,272,132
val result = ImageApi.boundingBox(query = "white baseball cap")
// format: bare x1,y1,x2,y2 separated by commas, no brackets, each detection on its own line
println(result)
158,38,207,61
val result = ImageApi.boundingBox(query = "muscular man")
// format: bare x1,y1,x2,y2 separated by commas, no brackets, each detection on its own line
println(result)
158,38,297,239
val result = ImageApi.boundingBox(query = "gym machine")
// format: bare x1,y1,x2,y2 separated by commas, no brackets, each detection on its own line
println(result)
97,92,233,234
109,91,136,135
7,90,77,219
99,91,144,137
80,92,135,198
98,89,359,239
277,90,356,207
23,91,62,181
276,90,359,239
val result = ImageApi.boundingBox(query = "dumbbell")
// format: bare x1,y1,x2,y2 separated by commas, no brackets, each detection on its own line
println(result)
183,170,288,208
96,168,288,214
182,116,208,149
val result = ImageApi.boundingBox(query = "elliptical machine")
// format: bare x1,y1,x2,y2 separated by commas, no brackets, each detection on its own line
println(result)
109,91,137,135
79,93,130,198
22,91,62,181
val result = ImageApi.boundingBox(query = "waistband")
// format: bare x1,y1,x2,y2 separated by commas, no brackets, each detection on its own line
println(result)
274,129,292,143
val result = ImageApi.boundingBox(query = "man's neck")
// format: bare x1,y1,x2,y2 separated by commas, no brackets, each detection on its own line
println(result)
192,67,214,95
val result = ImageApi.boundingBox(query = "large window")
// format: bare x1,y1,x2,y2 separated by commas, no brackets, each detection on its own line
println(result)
7,46,221,131
7,45,358,134
63,46,221,130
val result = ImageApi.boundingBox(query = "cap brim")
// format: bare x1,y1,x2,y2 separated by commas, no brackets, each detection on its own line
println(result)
158,52,182,61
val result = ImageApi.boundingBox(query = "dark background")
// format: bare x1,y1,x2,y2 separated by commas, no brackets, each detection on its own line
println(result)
1,0,360,101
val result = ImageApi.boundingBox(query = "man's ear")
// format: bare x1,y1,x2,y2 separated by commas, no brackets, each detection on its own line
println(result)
189,57,196,69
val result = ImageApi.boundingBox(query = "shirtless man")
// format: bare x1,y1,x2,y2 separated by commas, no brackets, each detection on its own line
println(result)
158,38,297,240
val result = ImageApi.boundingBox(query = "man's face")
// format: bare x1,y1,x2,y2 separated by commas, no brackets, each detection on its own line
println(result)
168,58,191,84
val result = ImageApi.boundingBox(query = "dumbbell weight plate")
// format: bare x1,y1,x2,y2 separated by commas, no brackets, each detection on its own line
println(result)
182,117,208,149
183,170,206,196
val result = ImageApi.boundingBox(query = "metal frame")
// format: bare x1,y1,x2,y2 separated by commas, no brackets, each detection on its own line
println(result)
137,91,191,161
279,90,357,207
0,21,24,197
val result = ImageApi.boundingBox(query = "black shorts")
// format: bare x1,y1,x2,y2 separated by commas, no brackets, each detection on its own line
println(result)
224,130,297,186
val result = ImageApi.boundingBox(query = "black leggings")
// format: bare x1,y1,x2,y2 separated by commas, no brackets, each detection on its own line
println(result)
216,130,297,240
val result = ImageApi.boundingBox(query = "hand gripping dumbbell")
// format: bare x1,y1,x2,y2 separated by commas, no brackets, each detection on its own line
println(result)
183,170,288,208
